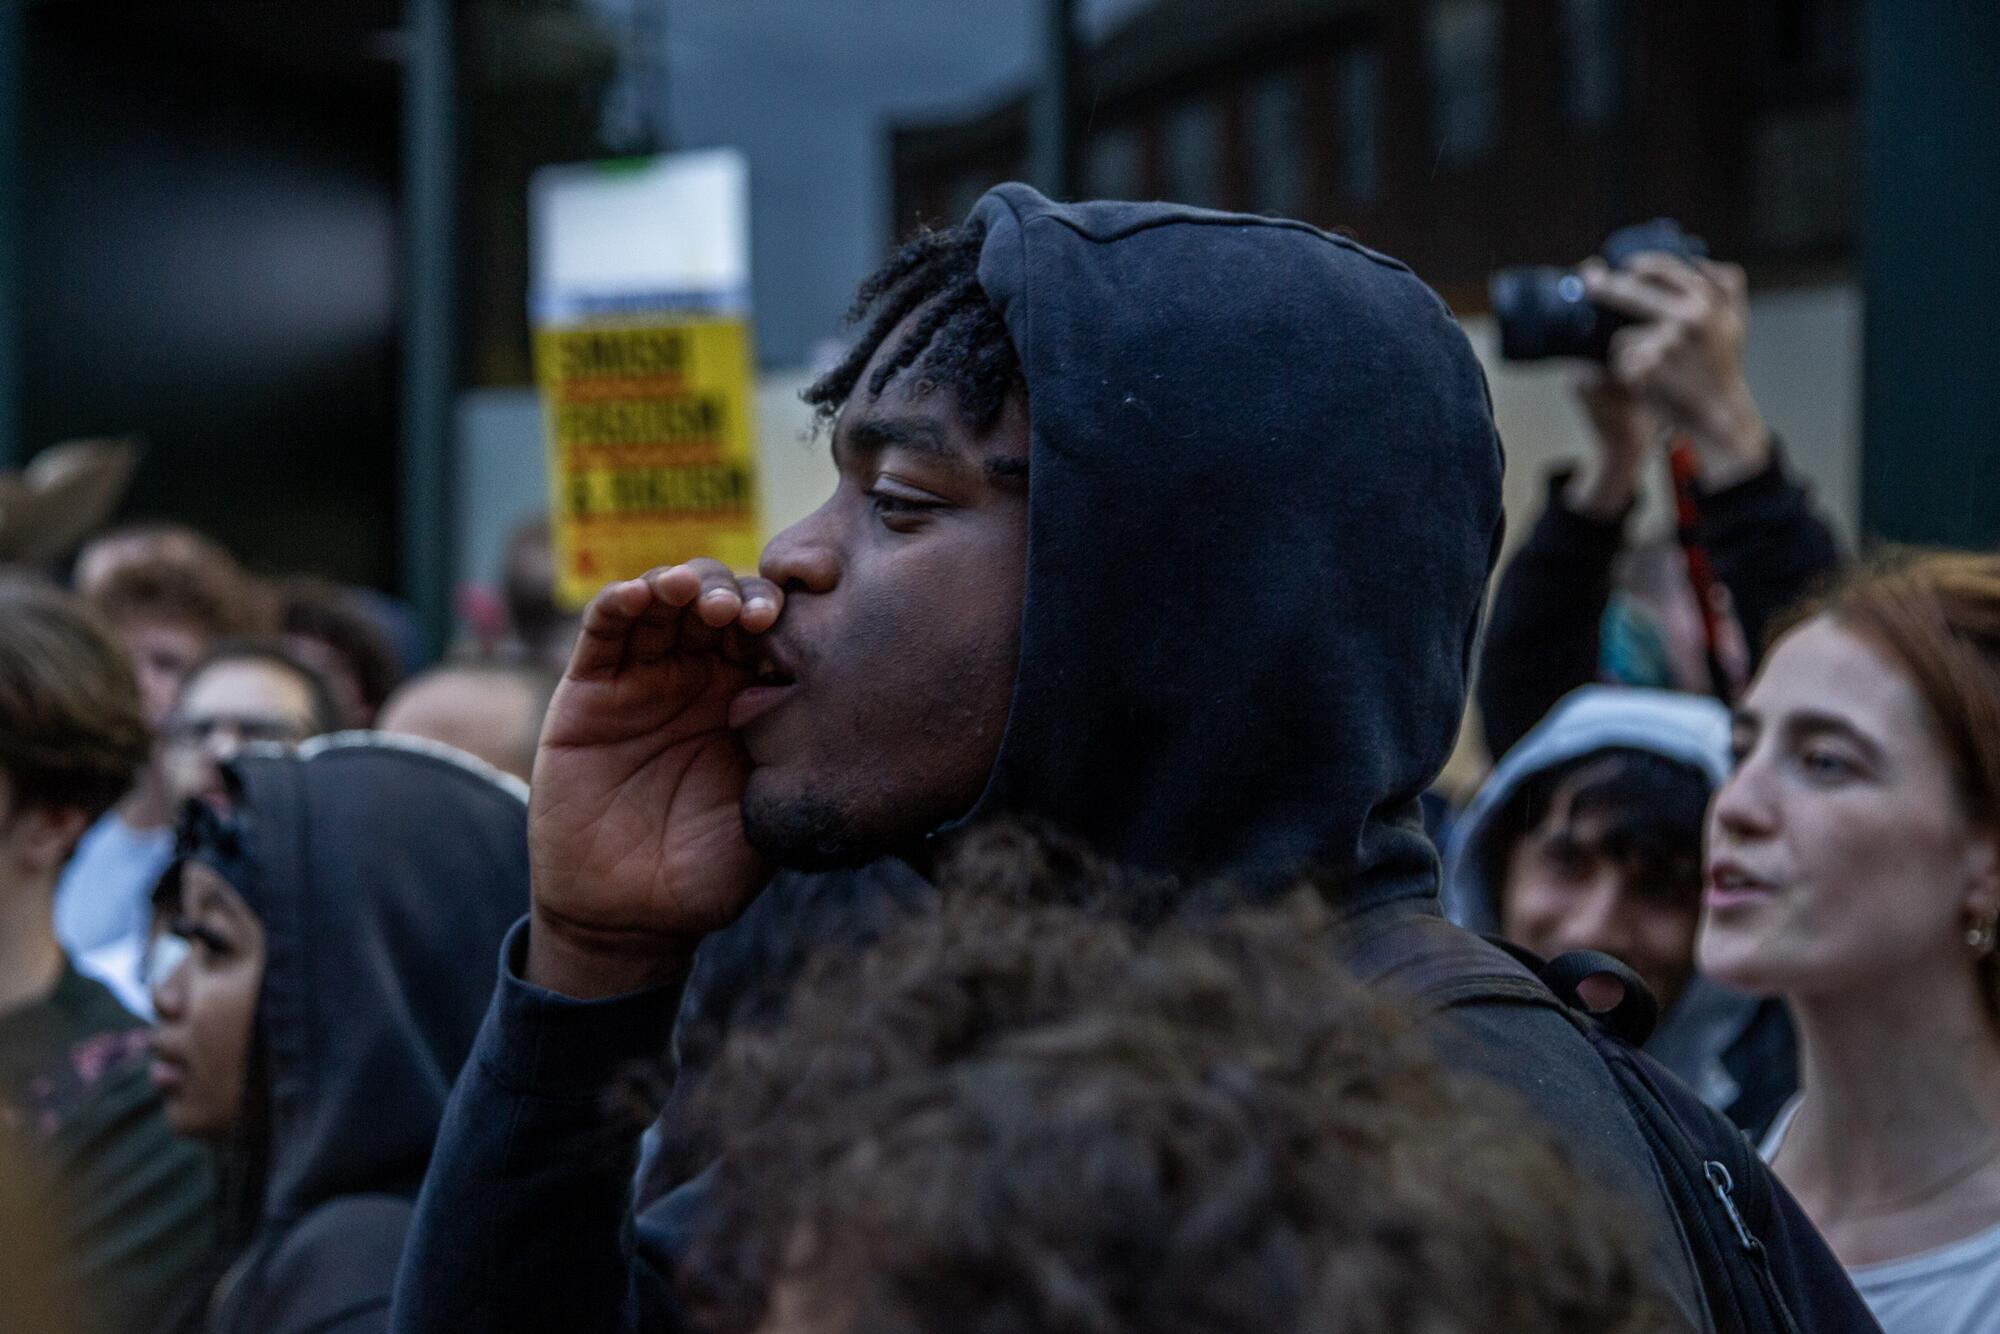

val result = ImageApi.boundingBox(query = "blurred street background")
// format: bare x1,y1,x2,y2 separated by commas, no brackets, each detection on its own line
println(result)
1,0,1993,658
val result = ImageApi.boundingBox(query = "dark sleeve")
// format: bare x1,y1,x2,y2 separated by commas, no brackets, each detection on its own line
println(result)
388,919,689,1334
53,1061,219,1334
1475,471,1629,758
1693,437,1843,667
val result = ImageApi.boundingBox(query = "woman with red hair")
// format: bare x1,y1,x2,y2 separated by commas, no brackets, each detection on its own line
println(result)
1701,551,2000,1333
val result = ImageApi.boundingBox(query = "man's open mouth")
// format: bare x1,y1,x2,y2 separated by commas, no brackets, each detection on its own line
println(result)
730,648,800,730
747,656,795,688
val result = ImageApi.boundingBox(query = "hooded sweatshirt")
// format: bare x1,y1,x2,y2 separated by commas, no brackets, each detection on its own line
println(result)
950,185,1500,897
1443,685,1799,1137
181,736,529,1334
392,188,1874,1333
638,185,1511,1207
663,183,1506,1101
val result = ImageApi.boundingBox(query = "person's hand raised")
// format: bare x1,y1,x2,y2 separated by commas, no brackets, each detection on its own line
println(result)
1584,254,1771,488
1565,368,1657,521
526,560,780,998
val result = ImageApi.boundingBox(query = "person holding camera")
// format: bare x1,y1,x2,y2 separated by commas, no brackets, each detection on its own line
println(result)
1476,243,1843,760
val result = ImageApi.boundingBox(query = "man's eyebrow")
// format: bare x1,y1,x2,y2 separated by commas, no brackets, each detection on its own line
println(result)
839,414,1029,483
843,416,955,461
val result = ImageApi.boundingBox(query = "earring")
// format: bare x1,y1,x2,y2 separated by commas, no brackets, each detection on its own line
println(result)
1970,914,2000,955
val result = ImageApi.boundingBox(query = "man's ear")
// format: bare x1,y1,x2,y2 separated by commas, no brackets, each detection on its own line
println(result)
17,805,90,876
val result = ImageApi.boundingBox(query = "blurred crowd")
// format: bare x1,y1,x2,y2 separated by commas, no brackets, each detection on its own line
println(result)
2,184,1997,1334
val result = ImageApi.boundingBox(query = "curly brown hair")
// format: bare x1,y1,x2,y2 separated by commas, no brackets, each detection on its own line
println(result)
0,579,151,821
675,823,1671,1334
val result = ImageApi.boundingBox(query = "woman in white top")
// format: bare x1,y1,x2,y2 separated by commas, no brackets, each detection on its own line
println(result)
1699,551,2000,1334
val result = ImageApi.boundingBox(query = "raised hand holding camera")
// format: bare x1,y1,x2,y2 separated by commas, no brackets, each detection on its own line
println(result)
1493,220,1772,493
1584,254,1770,488
1564,371,1656,521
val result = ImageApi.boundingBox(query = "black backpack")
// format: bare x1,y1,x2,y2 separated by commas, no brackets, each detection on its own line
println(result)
1344,912,1881,1334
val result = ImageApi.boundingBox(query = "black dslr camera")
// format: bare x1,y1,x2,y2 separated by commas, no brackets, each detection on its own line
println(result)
1489,219,1708,362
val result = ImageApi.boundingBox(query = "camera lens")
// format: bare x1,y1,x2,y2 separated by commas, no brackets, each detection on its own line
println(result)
1491,267,1604,362
1490,218,1707,363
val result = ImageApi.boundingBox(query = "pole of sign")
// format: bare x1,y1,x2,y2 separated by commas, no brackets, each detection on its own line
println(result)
401,0,458,661
1859,0,2000,550
0,0,24,470
1031,0,1077,200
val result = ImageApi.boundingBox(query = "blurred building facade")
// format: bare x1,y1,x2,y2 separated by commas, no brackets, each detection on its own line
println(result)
4,0,628,632
14,2,407,586
2,0,1989,634
892,0,1867,551
892,0,1859,308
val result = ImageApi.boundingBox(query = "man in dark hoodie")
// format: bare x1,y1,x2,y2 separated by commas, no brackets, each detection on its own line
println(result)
393,189,1874,1332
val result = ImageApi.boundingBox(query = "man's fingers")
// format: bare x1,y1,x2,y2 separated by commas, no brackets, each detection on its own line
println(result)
1623,252,1709,301
568,578,654,680
568,560,778,675
735,576,784,633
644,563,703,607
1583,267,1687,323
1607,325,1670,388
1571,366,1632,404
646,560,747,628
1697,258,1748,303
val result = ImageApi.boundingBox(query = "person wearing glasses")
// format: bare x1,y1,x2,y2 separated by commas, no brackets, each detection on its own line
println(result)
78,641,342,1016
159,641,345,809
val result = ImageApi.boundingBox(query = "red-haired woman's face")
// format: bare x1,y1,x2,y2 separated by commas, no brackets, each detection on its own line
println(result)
1698,615,2000,1001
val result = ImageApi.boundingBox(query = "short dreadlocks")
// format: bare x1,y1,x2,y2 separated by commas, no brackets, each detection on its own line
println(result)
802,219,1023,434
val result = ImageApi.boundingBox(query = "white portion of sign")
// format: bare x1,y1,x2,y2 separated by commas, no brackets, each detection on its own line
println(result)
531,148,749,320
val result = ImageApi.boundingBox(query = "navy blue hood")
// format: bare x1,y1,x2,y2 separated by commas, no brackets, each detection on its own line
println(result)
180,736,531,1225
953,185,1504,904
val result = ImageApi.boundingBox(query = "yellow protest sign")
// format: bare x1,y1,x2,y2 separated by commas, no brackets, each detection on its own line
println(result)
531,150,761,609
536,316,761,608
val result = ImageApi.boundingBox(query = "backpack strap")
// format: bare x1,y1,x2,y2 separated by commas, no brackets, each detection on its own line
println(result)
1341,910,1565,1021
1528,946,1659,1046
1344,913,1661,1046
1346,910,1850,1333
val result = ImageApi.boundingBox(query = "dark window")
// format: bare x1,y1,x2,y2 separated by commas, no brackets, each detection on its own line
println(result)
1764,0,1861,77
1086,123,1145,200
1752,105,1858,249
1337,45,1381,202
1246,68,1305,216
1161,96,1222,207
1561,0,1623,130
944,172,990,224
1426,0,1501,164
